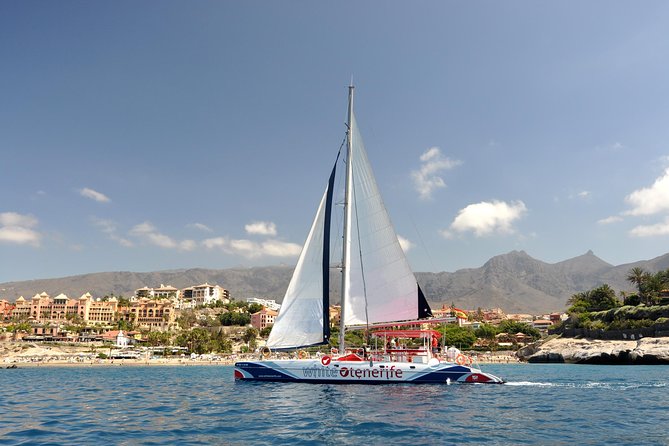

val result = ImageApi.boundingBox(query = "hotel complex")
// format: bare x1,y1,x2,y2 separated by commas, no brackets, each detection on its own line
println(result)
0,283,231,332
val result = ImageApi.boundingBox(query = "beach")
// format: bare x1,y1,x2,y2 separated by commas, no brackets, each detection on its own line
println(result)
0,340,518,367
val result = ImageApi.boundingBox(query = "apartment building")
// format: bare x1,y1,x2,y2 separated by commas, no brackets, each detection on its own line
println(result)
181,283,229,308
250,307,278,331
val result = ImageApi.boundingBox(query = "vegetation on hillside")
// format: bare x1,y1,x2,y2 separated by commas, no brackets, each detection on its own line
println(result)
560,268,669,332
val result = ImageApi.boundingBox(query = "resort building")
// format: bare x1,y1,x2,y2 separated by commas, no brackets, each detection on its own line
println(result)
532,319,553,332
246,298,281,311
0,299,14,320
9,292,176,332
119,298,176,332
11,292,119,325
134,284,180,300
180,283,229,308
250,308,278,331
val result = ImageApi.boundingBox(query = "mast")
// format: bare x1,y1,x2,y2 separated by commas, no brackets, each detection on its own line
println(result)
339,84,354,353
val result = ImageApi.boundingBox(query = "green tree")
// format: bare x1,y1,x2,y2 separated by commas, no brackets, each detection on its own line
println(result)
436,324,476,349
626,267,646,294
242,327,259,350
177,310,198,330
474,323,498,340
175,328,211,354
209,330,233,353
497,320,541,340
248,303,263,314
147,331,171,346
7,322,31,333
259,324,273,337
568,284,621,313
219,312,251,326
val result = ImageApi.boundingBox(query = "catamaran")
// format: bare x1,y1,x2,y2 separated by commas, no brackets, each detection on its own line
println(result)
234,86,504,384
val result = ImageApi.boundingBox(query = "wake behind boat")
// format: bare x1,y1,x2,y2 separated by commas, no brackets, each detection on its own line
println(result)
234,86,503,385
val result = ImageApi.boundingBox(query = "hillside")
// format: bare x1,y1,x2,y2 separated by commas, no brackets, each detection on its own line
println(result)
2,251,668,314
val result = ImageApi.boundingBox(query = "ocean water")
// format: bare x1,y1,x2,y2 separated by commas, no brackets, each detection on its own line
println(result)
1,364,667,445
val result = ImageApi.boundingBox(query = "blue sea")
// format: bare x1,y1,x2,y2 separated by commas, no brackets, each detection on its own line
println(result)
1,364,667,445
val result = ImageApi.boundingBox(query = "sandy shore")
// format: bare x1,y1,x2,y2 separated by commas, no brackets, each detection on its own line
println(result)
3,358,236,368
0,341,519,368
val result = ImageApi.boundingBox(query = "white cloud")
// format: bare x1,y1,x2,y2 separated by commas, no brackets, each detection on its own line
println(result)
0,212,41,246
597,215,623,225
245,221,278,236
624,167,669,216
188,223,213,233
629,217,669,237
179,240,197,251
228,239,258,256
0,212,38,228
411,147,461,200
203,236,301,258
446,200,527,237
129,221,194,251
577,191,591,199
80,187,111,203
92,218,134,247
397,235,413,252
202,237,226,249
260,240,302,257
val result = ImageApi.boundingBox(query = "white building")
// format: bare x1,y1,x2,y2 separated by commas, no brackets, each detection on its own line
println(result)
180,283,229,308
246,298,281,311
134,284,180,300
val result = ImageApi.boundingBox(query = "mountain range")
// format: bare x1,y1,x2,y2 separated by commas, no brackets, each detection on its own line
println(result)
2,250,668,314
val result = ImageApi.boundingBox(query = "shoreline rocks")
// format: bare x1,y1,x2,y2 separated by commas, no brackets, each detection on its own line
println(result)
519,337,669,365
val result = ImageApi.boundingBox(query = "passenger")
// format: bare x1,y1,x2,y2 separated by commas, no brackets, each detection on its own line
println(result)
431,336,439,354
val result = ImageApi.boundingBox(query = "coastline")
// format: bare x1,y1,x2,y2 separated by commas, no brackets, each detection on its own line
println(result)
1,341,519,368
3,358,235,368
518,336,669,364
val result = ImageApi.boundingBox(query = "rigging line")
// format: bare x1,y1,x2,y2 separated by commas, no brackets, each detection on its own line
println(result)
351,170,371,337
408,214,438,273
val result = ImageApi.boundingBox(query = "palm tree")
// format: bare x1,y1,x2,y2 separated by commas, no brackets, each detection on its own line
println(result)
626,267,646,293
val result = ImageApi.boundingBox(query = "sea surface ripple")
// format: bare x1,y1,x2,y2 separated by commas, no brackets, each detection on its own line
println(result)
1,364,667,445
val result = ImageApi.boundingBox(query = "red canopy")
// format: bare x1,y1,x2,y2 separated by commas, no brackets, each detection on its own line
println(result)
371,329,441,339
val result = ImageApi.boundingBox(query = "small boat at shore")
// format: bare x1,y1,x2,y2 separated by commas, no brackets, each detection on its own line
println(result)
234,86,503,384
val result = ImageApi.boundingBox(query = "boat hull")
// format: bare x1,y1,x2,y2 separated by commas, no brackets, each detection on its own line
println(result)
234,359,504,384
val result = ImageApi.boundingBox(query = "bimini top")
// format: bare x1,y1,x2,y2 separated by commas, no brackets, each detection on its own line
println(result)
371,329,441,339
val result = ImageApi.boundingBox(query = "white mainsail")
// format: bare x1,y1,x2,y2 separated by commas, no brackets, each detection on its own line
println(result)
343,112,419,326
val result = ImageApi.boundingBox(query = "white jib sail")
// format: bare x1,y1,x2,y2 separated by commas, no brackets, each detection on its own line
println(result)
343,112,418,326
266,184,329,349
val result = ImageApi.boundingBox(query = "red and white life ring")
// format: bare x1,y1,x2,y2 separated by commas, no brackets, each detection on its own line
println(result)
455,354,466,366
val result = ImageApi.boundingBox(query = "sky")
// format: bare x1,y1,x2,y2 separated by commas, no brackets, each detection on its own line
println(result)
2,1,669,283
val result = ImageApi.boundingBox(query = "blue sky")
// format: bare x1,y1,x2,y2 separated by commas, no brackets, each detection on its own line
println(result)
2,1,669,283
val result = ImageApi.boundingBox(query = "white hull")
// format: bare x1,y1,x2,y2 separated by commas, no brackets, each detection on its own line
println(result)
234,358,504,384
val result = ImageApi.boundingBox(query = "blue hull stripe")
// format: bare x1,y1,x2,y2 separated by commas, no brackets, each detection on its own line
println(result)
235,362,473,384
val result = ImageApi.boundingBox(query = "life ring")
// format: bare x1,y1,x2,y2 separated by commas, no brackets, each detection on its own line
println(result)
321,355,332,366
261,346,271,359
330,347,339,355
298,350,307,359
455,354,466,366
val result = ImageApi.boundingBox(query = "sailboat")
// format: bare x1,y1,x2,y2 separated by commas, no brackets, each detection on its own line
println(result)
234,86,504,384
